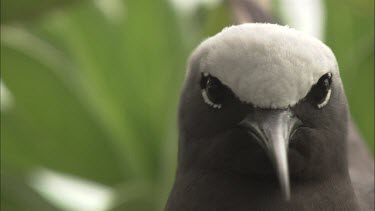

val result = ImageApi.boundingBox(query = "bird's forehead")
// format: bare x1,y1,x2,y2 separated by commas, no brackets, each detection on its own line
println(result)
189,23,339,109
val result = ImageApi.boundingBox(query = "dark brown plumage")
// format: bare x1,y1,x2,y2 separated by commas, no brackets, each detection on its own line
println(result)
165,1,374,210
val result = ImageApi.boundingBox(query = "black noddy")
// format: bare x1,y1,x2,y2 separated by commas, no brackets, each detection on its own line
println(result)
165,23,373,211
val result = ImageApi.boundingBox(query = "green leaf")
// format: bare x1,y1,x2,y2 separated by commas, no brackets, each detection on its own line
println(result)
1,169,61,211
1,0,188,209
1,0,186,188
1,0,86,23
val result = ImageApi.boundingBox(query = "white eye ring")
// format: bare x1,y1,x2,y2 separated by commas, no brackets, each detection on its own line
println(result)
201,89,222,109
317,88,331,108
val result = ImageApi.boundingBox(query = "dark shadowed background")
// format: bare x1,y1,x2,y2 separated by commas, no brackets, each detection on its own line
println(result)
1,0,373,210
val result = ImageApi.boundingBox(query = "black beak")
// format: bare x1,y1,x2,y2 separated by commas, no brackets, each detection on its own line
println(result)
239,109,301,200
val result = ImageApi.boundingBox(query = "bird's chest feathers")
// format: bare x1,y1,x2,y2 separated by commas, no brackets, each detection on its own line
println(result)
170,171,359,211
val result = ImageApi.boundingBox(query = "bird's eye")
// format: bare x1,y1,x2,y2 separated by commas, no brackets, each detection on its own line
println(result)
200,73,225,109
308,72,333,108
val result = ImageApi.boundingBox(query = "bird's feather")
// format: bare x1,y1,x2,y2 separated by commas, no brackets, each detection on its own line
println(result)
348,119,374,211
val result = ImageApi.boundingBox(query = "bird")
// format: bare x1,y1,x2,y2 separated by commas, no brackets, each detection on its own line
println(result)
165,23,373,211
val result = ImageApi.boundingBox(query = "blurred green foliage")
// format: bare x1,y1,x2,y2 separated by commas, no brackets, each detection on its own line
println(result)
1,0,373,210
1,0,85,22
325,0,374,150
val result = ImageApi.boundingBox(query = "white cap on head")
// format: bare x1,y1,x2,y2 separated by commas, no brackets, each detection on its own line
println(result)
189,23,339,109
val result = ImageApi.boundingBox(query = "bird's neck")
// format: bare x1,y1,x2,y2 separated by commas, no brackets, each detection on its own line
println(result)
169,169,360,211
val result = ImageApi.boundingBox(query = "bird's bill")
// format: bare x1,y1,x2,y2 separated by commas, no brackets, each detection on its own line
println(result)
239,109,301,200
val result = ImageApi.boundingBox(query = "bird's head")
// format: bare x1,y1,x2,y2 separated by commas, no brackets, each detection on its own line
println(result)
178,23,349,200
